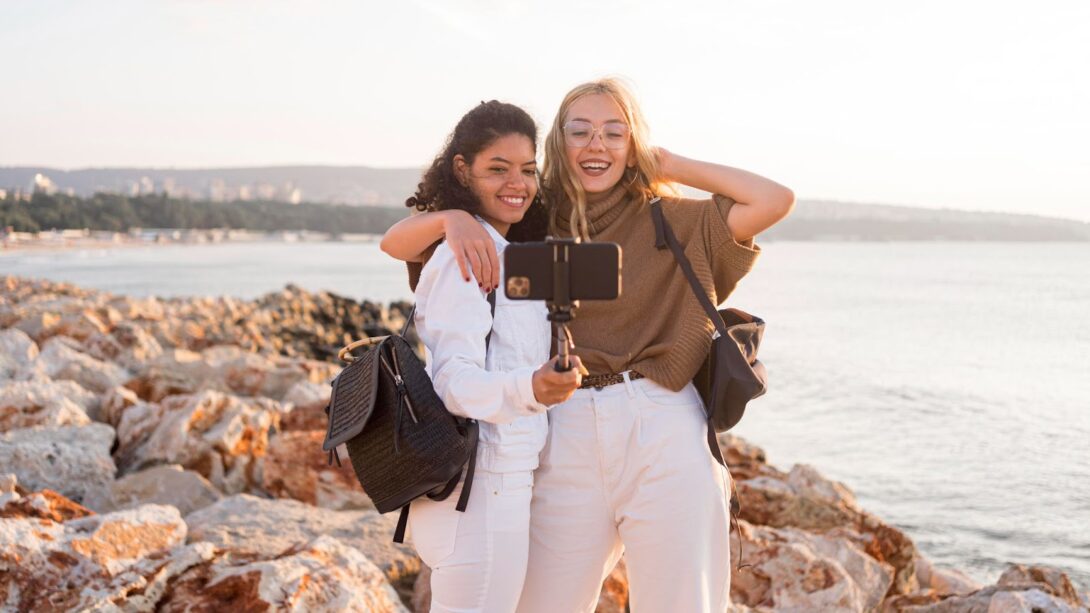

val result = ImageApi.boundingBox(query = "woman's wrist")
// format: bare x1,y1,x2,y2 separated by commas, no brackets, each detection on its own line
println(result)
439,209,471,234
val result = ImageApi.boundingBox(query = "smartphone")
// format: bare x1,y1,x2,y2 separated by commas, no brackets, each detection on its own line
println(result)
504,240,622,301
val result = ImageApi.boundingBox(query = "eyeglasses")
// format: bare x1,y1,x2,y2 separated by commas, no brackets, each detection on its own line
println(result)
562,120,630,149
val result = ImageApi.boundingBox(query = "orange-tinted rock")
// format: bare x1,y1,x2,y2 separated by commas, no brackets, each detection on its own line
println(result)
596,557,630,612
0,503,186,610
997,564,1083,606
730,520,893,611
185,494,419,584
281,399,330,432
737,464,920,596
160,536,408,612
260,430,372,510
0,489,94,521
114,390,282,494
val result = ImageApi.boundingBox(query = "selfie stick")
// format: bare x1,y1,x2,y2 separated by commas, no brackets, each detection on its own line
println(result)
546,237,579,373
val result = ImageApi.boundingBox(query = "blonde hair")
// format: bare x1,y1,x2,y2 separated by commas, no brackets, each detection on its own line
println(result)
542,77,672,239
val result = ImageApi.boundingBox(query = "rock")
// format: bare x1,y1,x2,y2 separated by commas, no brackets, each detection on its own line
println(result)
83,321,164,370
260,430,373,510
597,557,630,613
0,503,187,611
283,379,331,409
0,327,38,380
0,488,94,521
125,346,338,404
185,494,420,584
0,379,92,431
929,566,982,597
736,465,859,532
99,384,146,426
281,399,331,432
997,564,1083,605
730,520,893,612
34,336,130,394
0,423,116,504
0,473,18,506
411,564,432,612
114,389,283,494
159,535,409,612
901,586,1083,612
737,463,920,595
83,464,223,516
79,541,219,611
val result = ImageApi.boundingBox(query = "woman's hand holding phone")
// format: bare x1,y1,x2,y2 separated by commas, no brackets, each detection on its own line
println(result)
532,356,586,405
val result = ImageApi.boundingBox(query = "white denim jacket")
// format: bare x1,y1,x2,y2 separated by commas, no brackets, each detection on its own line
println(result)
414,219,551,473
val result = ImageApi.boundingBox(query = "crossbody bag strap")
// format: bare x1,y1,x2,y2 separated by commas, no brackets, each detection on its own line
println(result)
650,198,728,336
651,199,731,470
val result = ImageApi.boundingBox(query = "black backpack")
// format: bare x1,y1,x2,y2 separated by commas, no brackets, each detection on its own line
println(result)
322,293,495,543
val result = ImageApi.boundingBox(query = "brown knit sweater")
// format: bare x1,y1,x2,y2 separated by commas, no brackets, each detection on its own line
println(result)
555,185,761,391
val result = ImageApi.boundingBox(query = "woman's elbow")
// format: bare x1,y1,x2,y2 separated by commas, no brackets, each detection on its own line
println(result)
774,187,796,222
379,233,397,257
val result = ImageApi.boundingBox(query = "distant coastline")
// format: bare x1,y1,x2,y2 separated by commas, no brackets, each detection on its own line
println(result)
4,165,1089,242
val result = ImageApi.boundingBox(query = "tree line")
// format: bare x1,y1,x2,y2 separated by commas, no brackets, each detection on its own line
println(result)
0,192,409,234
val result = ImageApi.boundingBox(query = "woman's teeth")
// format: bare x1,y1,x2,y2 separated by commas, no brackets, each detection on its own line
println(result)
499,196,525,206
580,160,611,176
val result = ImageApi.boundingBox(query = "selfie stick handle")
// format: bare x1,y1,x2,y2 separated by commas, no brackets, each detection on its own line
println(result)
552,240,574,373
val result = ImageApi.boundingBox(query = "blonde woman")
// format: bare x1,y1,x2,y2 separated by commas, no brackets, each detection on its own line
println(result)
382,79,794,612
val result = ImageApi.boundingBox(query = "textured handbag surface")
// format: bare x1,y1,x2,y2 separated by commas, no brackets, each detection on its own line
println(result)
323,335,469,513
695,308,768,432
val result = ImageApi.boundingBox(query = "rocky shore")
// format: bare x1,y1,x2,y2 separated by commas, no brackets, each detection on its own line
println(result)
1,275,1087,612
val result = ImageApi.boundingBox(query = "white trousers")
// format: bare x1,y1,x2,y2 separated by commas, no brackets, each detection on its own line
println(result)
517,376,732,613
408,468,534,613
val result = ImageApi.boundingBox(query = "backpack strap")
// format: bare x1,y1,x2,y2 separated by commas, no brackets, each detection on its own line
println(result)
392,290,496,544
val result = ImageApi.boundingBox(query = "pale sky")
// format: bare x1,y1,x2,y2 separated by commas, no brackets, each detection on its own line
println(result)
2,0,1088,220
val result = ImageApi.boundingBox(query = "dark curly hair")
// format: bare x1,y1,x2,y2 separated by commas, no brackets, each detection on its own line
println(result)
406,100,548,242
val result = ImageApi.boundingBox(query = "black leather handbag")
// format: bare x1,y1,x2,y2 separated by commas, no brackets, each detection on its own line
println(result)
322,294,495,542
650,199,767,465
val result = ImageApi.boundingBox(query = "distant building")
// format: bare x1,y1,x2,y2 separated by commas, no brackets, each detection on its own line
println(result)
32,173,58,195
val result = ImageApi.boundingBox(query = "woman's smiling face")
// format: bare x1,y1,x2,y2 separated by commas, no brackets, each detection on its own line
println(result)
563,93,634,194
457,132,538,236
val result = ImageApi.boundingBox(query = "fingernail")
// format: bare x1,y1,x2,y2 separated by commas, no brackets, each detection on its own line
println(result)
478,282,482,287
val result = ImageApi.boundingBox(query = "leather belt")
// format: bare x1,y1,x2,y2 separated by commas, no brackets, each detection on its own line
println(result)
579,370,644,390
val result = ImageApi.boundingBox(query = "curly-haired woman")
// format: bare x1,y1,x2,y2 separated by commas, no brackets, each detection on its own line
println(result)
383,80,794,612
396,100,583,613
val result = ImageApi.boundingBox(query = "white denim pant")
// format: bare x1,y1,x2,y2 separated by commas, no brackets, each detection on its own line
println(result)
408,468,534,613
517,375,733,613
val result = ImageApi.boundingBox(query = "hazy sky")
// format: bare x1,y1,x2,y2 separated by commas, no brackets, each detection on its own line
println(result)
2,0,1088,220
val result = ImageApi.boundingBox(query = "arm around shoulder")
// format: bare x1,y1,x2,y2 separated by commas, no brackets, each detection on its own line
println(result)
379,210,452,263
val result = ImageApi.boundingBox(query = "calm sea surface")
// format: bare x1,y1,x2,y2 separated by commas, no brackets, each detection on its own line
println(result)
4,240,1089,588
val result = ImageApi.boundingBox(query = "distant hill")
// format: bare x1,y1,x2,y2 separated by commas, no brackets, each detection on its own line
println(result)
763,199,1090,242
0,166,424,207
3,166,1087,241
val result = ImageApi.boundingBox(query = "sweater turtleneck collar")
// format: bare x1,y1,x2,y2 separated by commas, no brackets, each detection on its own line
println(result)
555,183,630,237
